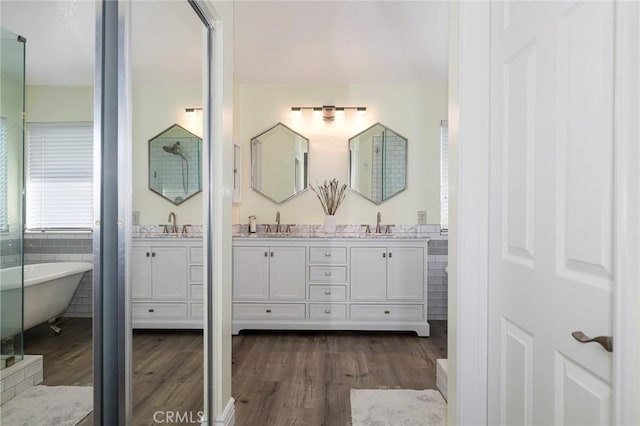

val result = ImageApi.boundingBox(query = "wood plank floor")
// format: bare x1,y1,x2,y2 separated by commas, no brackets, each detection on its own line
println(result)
232,323,447,426
22,318,446,426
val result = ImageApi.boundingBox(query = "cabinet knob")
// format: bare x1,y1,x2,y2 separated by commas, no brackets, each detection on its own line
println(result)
324,291,332,295
324,309,331,314
148,309,155,313
382,252,386,258
146,252,150,257
384,310,390,314
389,252,393,258
266,309,272,313
324,252,332,257
152,252,156,257
264,251,268,257
324,272,332,276
270,252,274,257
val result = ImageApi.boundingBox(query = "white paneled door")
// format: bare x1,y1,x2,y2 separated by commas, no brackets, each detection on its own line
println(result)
488,2,620,425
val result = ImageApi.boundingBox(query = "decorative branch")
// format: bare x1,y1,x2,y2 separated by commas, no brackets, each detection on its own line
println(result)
310,179,347,216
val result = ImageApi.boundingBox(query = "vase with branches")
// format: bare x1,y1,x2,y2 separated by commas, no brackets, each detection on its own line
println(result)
310,179,347,233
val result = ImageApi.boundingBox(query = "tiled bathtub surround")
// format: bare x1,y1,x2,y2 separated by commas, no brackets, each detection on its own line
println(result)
24,232,93,317
0,355,43,405
233,223,448,320
0,226,23,268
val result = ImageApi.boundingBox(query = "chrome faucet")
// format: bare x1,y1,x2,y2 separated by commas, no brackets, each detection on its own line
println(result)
375,211,382,233
168,212,178,233
275,211,281,233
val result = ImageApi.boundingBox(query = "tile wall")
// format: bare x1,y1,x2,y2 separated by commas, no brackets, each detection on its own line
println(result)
24,232,93,317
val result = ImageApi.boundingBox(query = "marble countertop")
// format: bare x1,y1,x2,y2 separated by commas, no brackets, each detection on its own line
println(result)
131,224,445,240
132,232,203,239
232,231,431,239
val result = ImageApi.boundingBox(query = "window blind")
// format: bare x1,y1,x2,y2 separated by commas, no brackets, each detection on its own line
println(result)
0,118,7,232
26,122,93,229
440,120,449,231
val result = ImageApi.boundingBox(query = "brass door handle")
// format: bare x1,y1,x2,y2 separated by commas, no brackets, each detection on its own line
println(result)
571,331,613,352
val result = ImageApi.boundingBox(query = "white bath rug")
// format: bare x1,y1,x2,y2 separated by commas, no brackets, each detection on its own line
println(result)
1,385,92,426
350,389,447,426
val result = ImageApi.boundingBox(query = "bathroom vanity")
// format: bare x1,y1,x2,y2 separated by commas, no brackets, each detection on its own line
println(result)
232,235,430,336
131,238,203,329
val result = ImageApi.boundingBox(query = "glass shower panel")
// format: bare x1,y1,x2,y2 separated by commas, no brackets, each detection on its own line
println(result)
0,28,26,370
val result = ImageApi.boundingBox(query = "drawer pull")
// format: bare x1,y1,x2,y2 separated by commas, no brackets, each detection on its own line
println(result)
148,309,155,313
324,291,332,295
266,309,272,313
324,272,332,276
324,252,332,257
324,309,331,314
384,310,390,314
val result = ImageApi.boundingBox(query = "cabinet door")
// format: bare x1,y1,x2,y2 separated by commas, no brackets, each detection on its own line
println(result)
350,247,387,301
152,246,188,299
132,246,152,299
269,246,306,300
387,247,424,300
233,246,270,300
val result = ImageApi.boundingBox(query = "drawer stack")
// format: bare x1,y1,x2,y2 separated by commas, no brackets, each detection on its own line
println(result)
308,246,348,320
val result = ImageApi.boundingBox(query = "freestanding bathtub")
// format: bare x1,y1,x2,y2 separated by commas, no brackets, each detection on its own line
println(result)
1,262,93,339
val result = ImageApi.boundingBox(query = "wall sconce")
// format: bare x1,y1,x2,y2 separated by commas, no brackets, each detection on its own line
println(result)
185,107,203,118
291,105,367,121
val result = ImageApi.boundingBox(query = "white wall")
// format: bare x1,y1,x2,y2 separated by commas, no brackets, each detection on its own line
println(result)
233,83,447,226
26,86,93,122
25,85,204,227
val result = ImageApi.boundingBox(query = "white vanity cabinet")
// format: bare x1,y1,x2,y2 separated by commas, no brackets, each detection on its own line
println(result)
132,239,203,329
232,237,429,336
351,246,425,301
233,246,306,300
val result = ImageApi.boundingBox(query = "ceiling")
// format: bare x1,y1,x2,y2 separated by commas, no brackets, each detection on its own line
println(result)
233,1,448,84
1,1,448,86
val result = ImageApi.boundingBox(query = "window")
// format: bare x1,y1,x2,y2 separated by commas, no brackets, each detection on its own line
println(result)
440,120,449,231
0,117,7,232
26,122,93,229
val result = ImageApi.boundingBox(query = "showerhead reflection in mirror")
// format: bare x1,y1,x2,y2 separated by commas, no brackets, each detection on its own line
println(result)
162,141,187,161
148,124,203,205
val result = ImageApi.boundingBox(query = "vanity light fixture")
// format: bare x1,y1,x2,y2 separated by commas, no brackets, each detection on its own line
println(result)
185,107,203,118
290,105,367,121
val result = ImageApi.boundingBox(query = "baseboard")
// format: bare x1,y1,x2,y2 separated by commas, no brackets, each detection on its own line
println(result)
214,397,235,426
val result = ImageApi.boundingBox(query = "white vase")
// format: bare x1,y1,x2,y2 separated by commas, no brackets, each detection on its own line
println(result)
324,215,337,233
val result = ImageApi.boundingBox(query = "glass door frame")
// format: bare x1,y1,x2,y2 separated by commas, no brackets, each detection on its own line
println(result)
94,1,219,424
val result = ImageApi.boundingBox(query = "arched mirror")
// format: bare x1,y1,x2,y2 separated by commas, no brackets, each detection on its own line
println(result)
251,122,309,204
348,122,407,204
148,123,202,205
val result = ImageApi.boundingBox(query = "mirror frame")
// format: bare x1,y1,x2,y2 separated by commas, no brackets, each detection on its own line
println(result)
347,122,408,205
148,123,203,205
250,122,310,204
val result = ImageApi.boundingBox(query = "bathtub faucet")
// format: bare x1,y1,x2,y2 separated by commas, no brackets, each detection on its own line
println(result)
168,212,178,233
